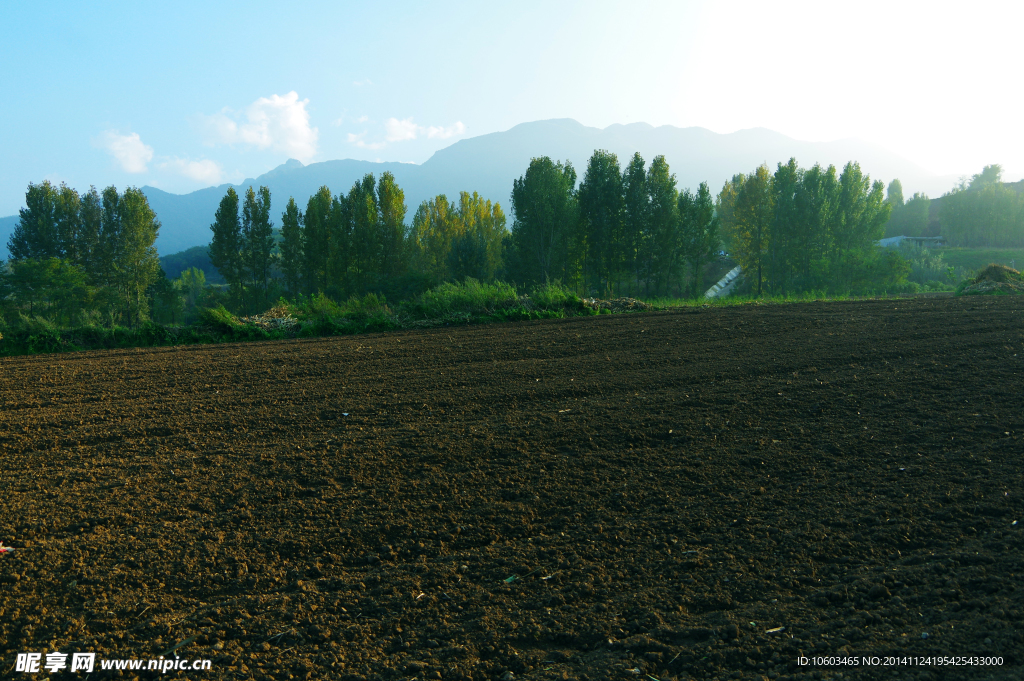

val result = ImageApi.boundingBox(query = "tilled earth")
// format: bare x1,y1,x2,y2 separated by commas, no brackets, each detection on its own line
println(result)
1,297,1023,681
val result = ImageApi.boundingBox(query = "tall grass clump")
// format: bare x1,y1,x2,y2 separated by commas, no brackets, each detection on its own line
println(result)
411,278,519,320
529,281,587,311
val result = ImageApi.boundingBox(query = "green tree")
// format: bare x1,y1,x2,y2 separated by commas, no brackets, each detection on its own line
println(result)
770,158,801,293
450,192,507,281
680,181,720,298
834,162,890,288
209,188,243,309
241,185,274,312
939,166,1024,247
280,197,304,295
509,157,578,287
347,174,379,292
302,186,334,293
886,178,904,208
410,194,459,283
6,257,91,324
646,156,679,295
731,164,774,296
174,266,207,322
886,192,930,237
622,152,649,294
578,150,624,295
149,268,183,325
792,163,840,288
376,171,408,281
79,186,103,281
715,173,744,257
9,181,60,261
112,187,161,325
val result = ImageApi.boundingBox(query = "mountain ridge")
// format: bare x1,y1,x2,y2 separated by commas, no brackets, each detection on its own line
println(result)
2,119,956,258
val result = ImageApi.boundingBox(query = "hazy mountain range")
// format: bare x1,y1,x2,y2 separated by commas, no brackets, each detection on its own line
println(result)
1,118,959,259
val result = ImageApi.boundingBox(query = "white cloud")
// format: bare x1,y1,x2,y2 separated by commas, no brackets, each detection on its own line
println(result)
96,130,153,173
356,115,369,123
426,121,466,139
160,157,224,184
353,79,373,87
383,118,467,143
201,91,318,162
384,117,422,142
346,131,385,150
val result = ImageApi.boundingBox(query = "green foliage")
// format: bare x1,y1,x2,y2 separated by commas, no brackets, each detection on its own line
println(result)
159,245,223,283
210,187,243,307
411,278,519,319
885,191,930,237
197,304,240,333
886,179,904,208
645,155,681,297
938,247,1024,273
578,150,625,295
301,185,334,295
679,181,720,298
897,243,959,286
939,165,1024,247
280,197,303,294
241,185,275,311
529,281,583,309
508,157,579,287
718,158,899,296
7,182,160,327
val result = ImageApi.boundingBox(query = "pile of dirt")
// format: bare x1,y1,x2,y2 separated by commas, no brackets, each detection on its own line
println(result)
238,306,300,330
582,297,654,312
959,264,1024,295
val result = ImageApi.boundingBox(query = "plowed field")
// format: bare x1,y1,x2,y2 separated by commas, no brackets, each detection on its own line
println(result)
2,297,1023,681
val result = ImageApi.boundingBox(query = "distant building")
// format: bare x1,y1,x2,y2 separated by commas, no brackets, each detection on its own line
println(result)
878,236,946,248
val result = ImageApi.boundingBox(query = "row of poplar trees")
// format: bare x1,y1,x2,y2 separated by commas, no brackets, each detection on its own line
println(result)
210,151,722,308
717,159,905,295
209,171,507,311
4,181,161,325
508,151,720,297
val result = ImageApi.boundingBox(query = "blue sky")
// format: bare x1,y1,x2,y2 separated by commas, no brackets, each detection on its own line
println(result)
2,0,1021,215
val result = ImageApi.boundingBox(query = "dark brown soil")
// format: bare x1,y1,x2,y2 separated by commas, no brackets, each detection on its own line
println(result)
2,297,1023,681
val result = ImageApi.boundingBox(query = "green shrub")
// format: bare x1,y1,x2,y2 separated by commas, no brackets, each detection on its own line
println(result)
530,281,585,310
412,278,519,319
197,305,240,334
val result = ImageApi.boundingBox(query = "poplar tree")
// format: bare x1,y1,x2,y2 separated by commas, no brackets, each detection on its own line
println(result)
622,152,649,294
377,171,408,281
9,181,60,261
114,187,161,324
680,181,720,298
302,186,333,294
771,159,800,293
280,197,304,295
450,192,507,281
348,175,379,292
410,195,459,284
731,164,774,296
209,187,242,309
79,187,104,282
646,155,679,295
509,157,578,287
241,185,274,312
578,150,624,295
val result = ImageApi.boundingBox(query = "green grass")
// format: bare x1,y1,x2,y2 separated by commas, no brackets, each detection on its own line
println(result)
0,280,597,358
937,247,1024,273
642,290,855,309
